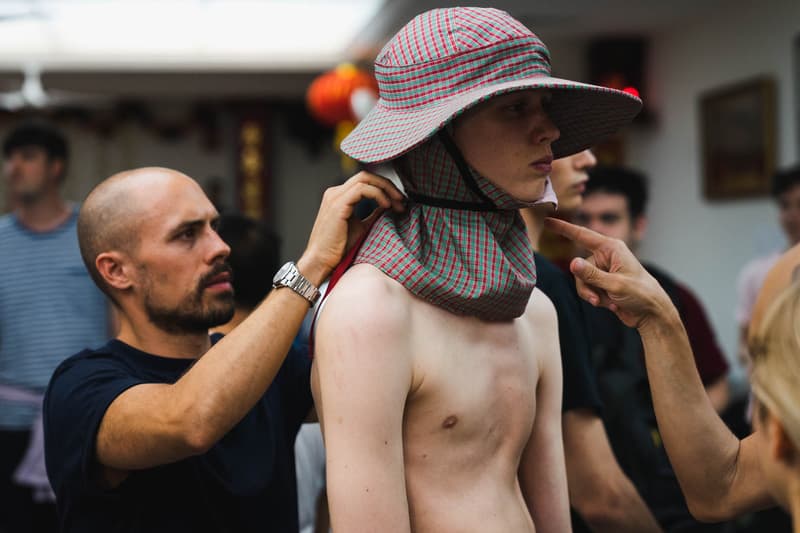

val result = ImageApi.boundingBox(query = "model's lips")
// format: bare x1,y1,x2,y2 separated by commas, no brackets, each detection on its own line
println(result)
572,178,589,192
531,155,553,174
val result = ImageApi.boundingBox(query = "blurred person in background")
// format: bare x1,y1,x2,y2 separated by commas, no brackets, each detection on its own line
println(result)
210,212,329,533
573,165,730,532
736,165,800,369
521,150,662,533
0,121,109,533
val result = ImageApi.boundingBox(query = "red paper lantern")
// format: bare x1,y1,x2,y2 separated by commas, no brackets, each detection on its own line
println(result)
306,63,378,127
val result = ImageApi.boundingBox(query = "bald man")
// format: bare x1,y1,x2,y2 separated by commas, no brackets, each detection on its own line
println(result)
42,167,404,533
547,217,800,522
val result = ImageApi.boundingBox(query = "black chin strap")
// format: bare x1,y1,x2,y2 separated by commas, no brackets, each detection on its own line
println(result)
404,130,500,212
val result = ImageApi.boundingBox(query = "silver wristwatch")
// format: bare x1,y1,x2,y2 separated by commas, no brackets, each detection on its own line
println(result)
272,261,320,306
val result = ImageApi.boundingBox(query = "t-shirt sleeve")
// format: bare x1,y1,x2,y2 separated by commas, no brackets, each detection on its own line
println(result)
43,353,142,496
677,285,730,384
536,258,603,414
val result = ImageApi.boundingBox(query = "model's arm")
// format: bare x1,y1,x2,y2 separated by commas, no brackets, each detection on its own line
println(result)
564,409,662,533
519,291,571,533
312,269,414,533
545,217,774,521
95,172,406,475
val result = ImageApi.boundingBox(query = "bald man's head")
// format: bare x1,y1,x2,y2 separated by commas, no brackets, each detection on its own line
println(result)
78,167,197,301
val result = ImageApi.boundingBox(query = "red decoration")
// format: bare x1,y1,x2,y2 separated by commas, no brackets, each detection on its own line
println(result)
623,86,640,98
306,63,378,127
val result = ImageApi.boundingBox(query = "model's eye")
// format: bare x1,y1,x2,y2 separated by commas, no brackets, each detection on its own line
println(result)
505,100,528,115
178,227,197,240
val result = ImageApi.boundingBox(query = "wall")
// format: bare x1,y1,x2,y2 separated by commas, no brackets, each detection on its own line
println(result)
625,0,800,387
0,106,342,267
0,110,236,211
270,114,347,262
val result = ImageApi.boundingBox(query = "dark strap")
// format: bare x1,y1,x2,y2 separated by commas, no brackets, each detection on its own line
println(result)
403,131,499,212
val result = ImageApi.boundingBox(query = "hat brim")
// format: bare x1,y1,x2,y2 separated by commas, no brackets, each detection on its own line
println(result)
340,77,642,163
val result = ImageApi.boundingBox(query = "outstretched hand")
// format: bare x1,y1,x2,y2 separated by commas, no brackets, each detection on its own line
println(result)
544,217,675,329
299,171,406,284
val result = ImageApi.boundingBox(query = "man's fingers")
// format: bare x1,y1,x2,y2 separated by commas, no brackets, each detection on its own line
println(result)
544,217,609,251
343,171,406,203
570,256,616,292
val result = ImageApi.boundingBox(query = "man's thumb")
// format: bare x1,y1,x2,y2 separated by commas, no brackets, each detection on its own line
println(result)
571,257,612,288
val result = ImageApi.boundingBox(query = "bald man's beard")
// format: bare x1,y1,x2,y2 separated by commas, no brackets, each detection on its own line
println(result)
141,269,235,335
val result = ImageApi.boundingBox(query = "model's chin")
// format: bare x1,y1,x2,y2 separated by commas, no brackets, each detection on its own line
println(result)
557,193,582,213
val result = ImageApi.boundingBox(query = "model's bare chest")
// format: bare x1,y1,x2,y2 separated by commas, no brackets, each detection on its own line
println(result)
403,311,540,452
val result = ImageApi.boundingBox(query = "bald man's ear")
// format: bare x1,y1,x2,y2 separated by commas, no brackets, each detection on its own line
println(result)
96,251,134,292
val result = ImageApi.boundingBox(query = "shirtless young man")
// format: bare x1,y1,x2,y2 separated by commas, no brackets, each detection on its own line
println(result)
311,7,641,533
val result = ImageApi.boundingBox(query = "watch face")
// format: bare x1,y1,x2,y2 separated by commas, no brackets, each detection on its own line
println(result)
273,262,294,284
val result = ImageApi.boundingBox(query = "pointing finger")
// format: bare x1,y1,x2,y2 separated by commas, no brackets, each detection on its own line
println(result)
544,217,610,251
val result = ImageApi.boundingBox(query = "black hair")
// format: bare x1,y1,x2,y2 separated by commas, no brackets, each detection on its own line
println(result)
585,165,649,219
771,164,800,198
217,213,281,310
3,120,68,162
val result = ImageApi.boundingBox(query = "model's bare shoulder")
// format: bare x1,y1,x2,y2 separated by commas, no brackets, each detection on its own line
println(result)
520,287,560,375
317,263,412,338
524,287,558,331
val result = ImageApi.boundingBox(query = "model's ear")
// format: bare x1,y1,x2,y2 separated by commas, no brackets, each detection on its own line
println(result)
96,251,134,292
767,411,797,465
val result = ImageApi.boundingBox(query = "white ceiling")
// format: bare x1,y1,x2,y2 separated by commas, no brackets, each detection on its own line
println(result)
0,0,728,99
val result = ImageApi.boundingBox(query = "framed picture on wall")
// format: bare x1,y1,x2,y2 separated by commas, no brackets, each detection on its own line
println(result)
700,77,776,200
795,33,800,158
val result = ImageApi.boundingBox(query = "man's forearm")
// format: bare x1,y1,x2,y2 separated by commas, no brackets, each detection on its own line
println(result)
564,411,661,533
172,263,322,450
579,475,661,533
637,310,744,519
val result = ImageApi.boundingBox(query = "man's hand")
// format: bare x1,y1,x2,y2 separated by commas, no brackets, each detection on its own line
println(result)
298,171,405,285
544,217,675,330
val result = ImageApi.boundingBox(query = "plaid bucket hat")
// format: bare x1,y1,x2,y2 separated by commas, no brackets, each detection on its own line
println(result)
341,7,642,163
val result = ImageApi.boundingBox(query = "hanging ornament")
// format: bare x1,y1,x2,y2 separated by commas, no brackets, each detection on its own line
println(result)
306,63,378,127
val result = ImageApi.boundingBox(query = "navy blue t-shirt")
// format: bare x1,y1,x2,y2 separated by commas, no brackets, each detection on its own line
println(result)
534,252,602,414
43,336,313,533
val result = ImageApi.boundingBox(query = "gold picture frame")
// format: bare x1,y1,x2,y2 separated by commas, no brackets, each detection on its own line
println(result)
700,77,776,200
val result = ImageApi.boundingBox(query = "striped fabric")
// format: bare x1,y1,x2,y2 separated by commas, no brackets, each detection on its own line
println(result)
353,134,556,321
341,7,642,164
0,209,108,429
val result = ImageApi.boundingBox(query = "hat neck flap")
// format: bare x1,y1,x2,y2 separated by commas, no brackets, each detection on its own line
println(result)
353,134,555,321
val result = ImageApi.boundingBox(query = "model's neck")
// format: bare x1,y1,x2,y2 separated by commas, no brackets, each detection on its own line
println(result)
520,207,545,251
116,311,211,360
15,191,71,233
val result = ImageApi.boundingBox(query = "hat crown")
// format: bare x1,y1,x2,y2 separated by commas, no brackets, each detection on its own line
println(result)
374,7,552,111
